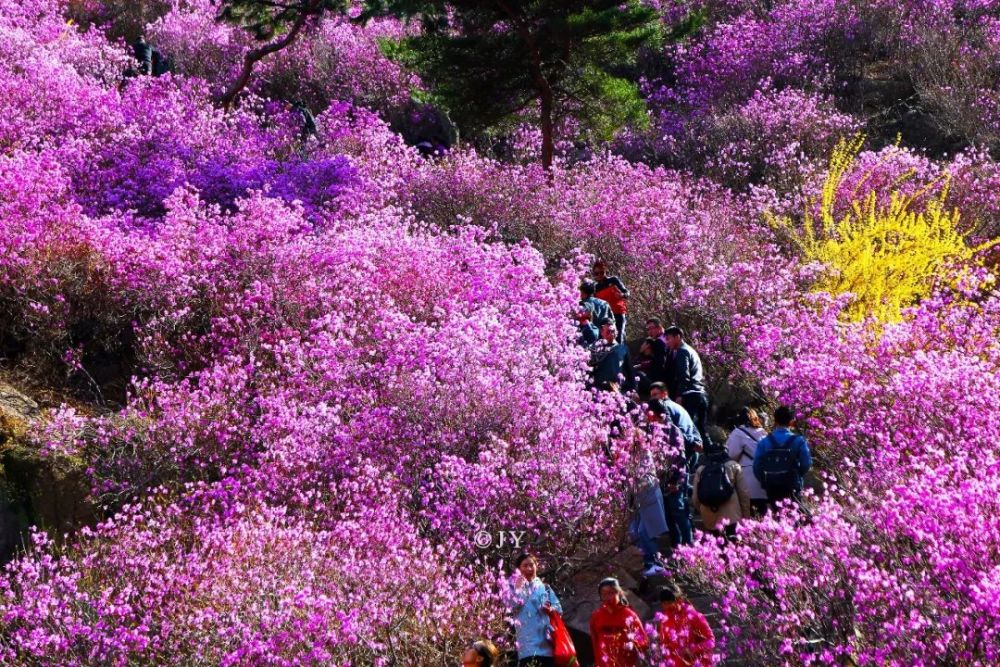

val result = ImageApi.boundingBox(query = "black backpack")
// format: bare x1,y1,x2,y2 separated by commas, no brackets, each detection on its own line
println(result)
697,457,735,511
758,434,801,498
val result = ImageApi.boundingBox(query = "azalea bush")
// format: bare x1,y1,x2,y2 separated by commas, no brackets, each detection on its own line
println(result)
680,276,1000,664
0,0,999,665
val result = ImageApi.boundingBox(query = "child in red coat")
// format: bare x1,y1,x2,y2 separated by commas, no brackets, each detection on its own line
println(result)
590,578,649,666
654,584,715,666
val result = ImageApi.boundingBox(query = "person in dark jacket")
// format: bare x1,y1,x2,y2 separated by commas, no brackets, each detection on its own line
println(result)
133,36,153,75
636,318,669,385
650,382,703,473
647,399,693,548
151,49,173,77
590,321,635,392
592,260,629,344
664,326,714,450
292,101,317,140
578,280,612,347
753,405,812,509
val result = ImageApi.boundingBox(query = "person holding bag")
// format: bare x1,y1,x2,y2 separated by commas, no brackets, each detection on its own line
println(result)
509,553,563,667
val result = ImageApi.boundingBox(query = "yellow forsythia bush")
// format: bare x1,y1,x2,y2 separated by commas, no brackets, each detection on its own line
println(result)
771,136,999,322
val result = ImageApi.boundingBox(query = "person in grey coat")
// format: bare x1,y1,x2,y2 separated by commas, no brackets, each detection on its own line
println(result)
629,427,670,577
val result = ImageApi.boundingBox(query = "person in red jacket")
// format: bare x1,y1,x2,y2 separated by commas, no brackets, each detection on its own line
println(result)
654,583,715,667
592,261,629,344
590,578,649,666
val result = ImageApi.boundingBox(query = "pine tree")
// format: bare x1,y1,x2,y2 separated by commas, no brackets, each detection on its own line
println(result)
216,0,347,109
363,1,661,169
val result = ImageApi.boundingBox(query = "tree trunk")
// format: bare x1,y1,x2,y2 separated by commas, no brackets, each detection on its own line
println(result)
218,11,311,110
495,0,555,172
540,83,555,171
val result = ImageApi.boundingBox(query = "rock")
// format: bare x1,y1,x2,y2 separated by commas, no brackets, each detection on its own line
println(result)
0,382,96,563
0,383,40,425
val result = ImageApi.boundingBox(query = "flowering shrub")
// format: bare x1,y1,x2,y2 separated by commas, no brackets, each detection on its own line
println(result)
646,85,859,193
770,137,1000,322
681,277,1000,664
0,475,508,665
410,152,803,390
1,1,1000,665
147,0,418,115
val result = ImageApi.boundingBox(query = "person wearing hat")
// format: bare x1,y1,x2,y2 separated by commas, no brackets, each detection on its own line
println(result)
590,577,649,666
655,583,715,666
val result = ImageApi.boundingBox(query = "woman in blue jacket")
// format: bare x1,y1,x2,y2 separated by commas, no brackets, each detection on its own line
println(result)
509,553,562,666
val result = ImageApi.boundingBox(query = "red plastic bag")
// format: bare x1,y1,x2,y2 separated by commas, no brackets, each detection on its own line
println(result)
549,611,578,667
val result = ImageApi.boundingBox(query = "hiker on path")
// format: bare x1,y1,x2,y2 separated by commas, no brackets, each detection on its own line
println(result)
151,48,172,77
636,318,669,389
654,583,716,667
635,337,660,394
725,407,768,516
663,327,714,450
753,406,812,509
291,101,317,140
591,578,649,667
461,640,501,667
590,322,635,393
579,280,613,347
592,261,629,344
509,553,562,667
647,400,694,549
132,36,153,75
629,427,669,577
692,447,752,538
649,383,703,473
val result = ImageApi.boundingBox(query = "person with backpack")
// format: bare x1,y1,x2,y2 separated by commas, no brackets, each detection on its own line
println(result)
725,407,769,516
753,406,812,508
509,553,562,666
592,261,629,344
692,447,751,538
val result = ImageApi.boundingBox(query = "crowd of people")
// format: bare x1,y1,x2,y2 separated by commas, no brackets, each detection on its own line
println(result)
580,260,813,570
483,554,716,667
461,261,817,666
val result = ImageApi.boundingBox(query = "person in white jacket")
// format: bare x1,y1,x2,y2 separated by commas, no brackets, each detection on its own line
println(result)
725,407,769,516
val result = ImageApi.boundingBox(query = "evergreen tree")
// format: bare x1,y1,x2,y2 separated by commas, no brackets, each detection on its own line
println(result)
363,1,661,169
216,0,347,109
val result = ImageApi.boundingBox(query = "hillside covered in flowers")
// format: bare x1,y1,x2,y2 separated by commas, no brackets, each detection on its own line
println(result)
0,0,998,664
